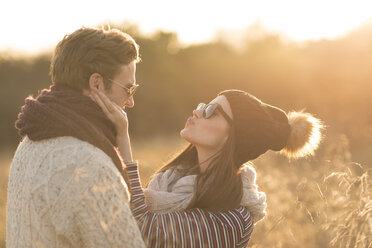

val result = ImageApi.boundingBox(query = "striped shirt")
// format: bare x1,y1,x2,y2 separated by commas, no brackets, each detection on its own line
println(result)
126,161,254,248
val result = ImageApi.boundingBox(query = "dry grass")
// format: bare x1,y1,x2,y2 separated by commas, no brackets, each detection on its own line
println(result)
0,150,12,248
247,134,371,248
0,134,371,248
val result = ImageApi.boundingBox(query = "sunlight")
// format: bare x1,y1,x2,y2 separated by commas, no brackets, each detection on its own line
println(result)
262,0,372,40
1,0,371,54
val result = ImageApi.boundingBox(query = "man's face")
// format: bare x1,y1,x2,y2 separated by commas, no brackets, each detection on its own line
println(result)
104,61,136,109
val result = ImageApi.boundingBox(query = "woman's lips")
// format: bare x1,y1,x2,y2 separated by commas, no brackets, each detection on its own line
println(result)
186,117,194,127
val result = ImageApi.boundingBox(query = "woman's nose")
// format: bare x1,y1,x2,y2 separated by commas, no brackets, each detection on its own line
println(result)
193,109,201,118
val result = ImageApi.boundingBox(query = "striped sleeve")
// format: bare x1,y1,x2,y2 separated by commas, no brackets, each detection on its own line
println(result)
125,161,254,248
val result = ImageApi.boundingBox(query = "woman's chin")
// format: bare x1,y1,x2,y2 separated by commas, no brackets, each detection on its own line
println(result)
180,128,192,142
180,128,187,138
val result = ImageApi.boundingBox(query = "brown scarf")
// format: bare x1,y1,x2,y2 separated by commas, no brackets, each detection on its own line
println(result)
15,84,126,181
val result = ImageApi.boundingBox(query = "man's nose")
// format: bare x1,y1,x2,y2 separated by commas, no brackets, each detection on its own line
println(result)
125,97,134,108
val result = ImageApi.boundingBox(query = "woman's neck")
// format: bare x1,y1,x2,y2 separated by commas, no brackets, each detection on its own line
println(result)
195,146,220,172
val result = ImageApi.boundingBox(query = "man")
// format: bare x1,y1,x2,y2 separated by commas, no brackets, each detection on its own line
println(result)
6,27,145,247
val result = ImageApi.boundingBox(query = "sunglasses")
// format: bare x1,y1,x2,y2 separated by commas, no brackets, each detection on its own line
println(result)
108,79,139,98
196,103,233,125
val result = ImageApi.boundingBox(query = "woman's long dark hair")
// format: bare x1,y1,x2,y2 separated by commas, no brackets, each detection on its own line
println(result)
149,128,243,213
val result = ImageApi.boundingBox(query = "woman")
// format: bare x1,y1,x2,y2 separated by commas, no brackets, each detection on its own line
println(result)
90,88,323,247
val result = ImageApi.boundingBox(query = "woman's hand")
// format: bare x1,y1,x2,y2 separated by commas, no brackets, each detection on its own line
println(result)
90,88,134,165
90,88,128,135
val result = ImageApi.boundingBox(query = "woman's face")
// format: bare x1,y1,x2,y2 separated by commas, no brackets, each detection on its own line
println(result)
180,95,233,151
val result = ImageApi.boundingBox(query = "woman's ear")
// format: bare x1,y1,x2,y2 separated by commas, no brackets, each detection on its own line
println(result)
88,73,104,91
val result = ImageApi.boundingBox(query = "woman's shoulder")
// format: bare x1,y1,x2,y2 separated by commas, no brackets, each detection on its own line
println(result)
184,206,253,238
194,206,253,223
218,206,253,221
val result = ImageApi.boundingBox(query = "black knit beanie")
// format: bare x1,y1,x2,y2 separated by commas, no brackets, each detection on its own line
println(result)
218,89,291,165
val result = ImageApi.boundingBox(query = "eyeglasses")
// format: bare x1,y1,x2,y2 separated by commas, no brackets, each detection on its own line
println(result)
196,103,233,125
108,79,139,98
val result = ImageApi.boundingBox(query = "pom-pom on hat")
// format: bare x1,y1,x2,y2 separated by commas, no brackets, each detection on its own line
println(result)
218,89,323,166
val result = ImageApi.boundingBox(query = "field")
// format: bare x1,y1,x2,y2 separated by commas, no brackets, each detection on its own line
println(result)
0,150,11,248
1,134,371,248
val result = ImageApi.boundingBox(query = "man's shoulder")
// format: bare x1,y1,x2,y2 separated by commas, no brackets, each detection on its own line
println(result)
17,136,115,169
16,136,123,190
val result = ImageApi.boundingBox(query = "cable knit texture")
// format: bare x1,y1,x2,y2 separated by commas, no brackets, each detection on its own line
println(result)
144,162,267,224
6,136,145,248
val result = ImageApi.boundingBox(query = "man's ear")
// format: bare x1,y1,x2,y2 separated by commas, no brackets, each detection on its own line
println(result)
88,73,105,91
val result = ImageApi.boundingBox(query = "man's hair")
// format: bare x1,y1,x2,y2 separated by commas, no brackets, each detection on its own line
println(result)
50,26,140,91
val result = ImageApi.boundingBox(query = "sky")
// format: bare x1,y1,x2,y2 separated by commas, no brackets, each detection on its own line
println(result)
1,0,372,55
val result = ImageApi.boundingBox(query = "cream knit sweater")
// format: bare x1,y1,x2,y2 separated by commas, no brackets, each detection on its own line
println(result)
6,136,145,248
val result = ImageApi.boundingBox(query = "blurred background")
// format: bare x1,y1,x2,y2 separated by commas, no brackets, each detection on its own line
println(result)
1,0,371,247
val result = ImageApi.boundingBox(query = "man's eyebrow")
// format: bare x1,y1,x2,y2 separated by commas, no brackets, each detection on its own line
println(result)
125,82,135,88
